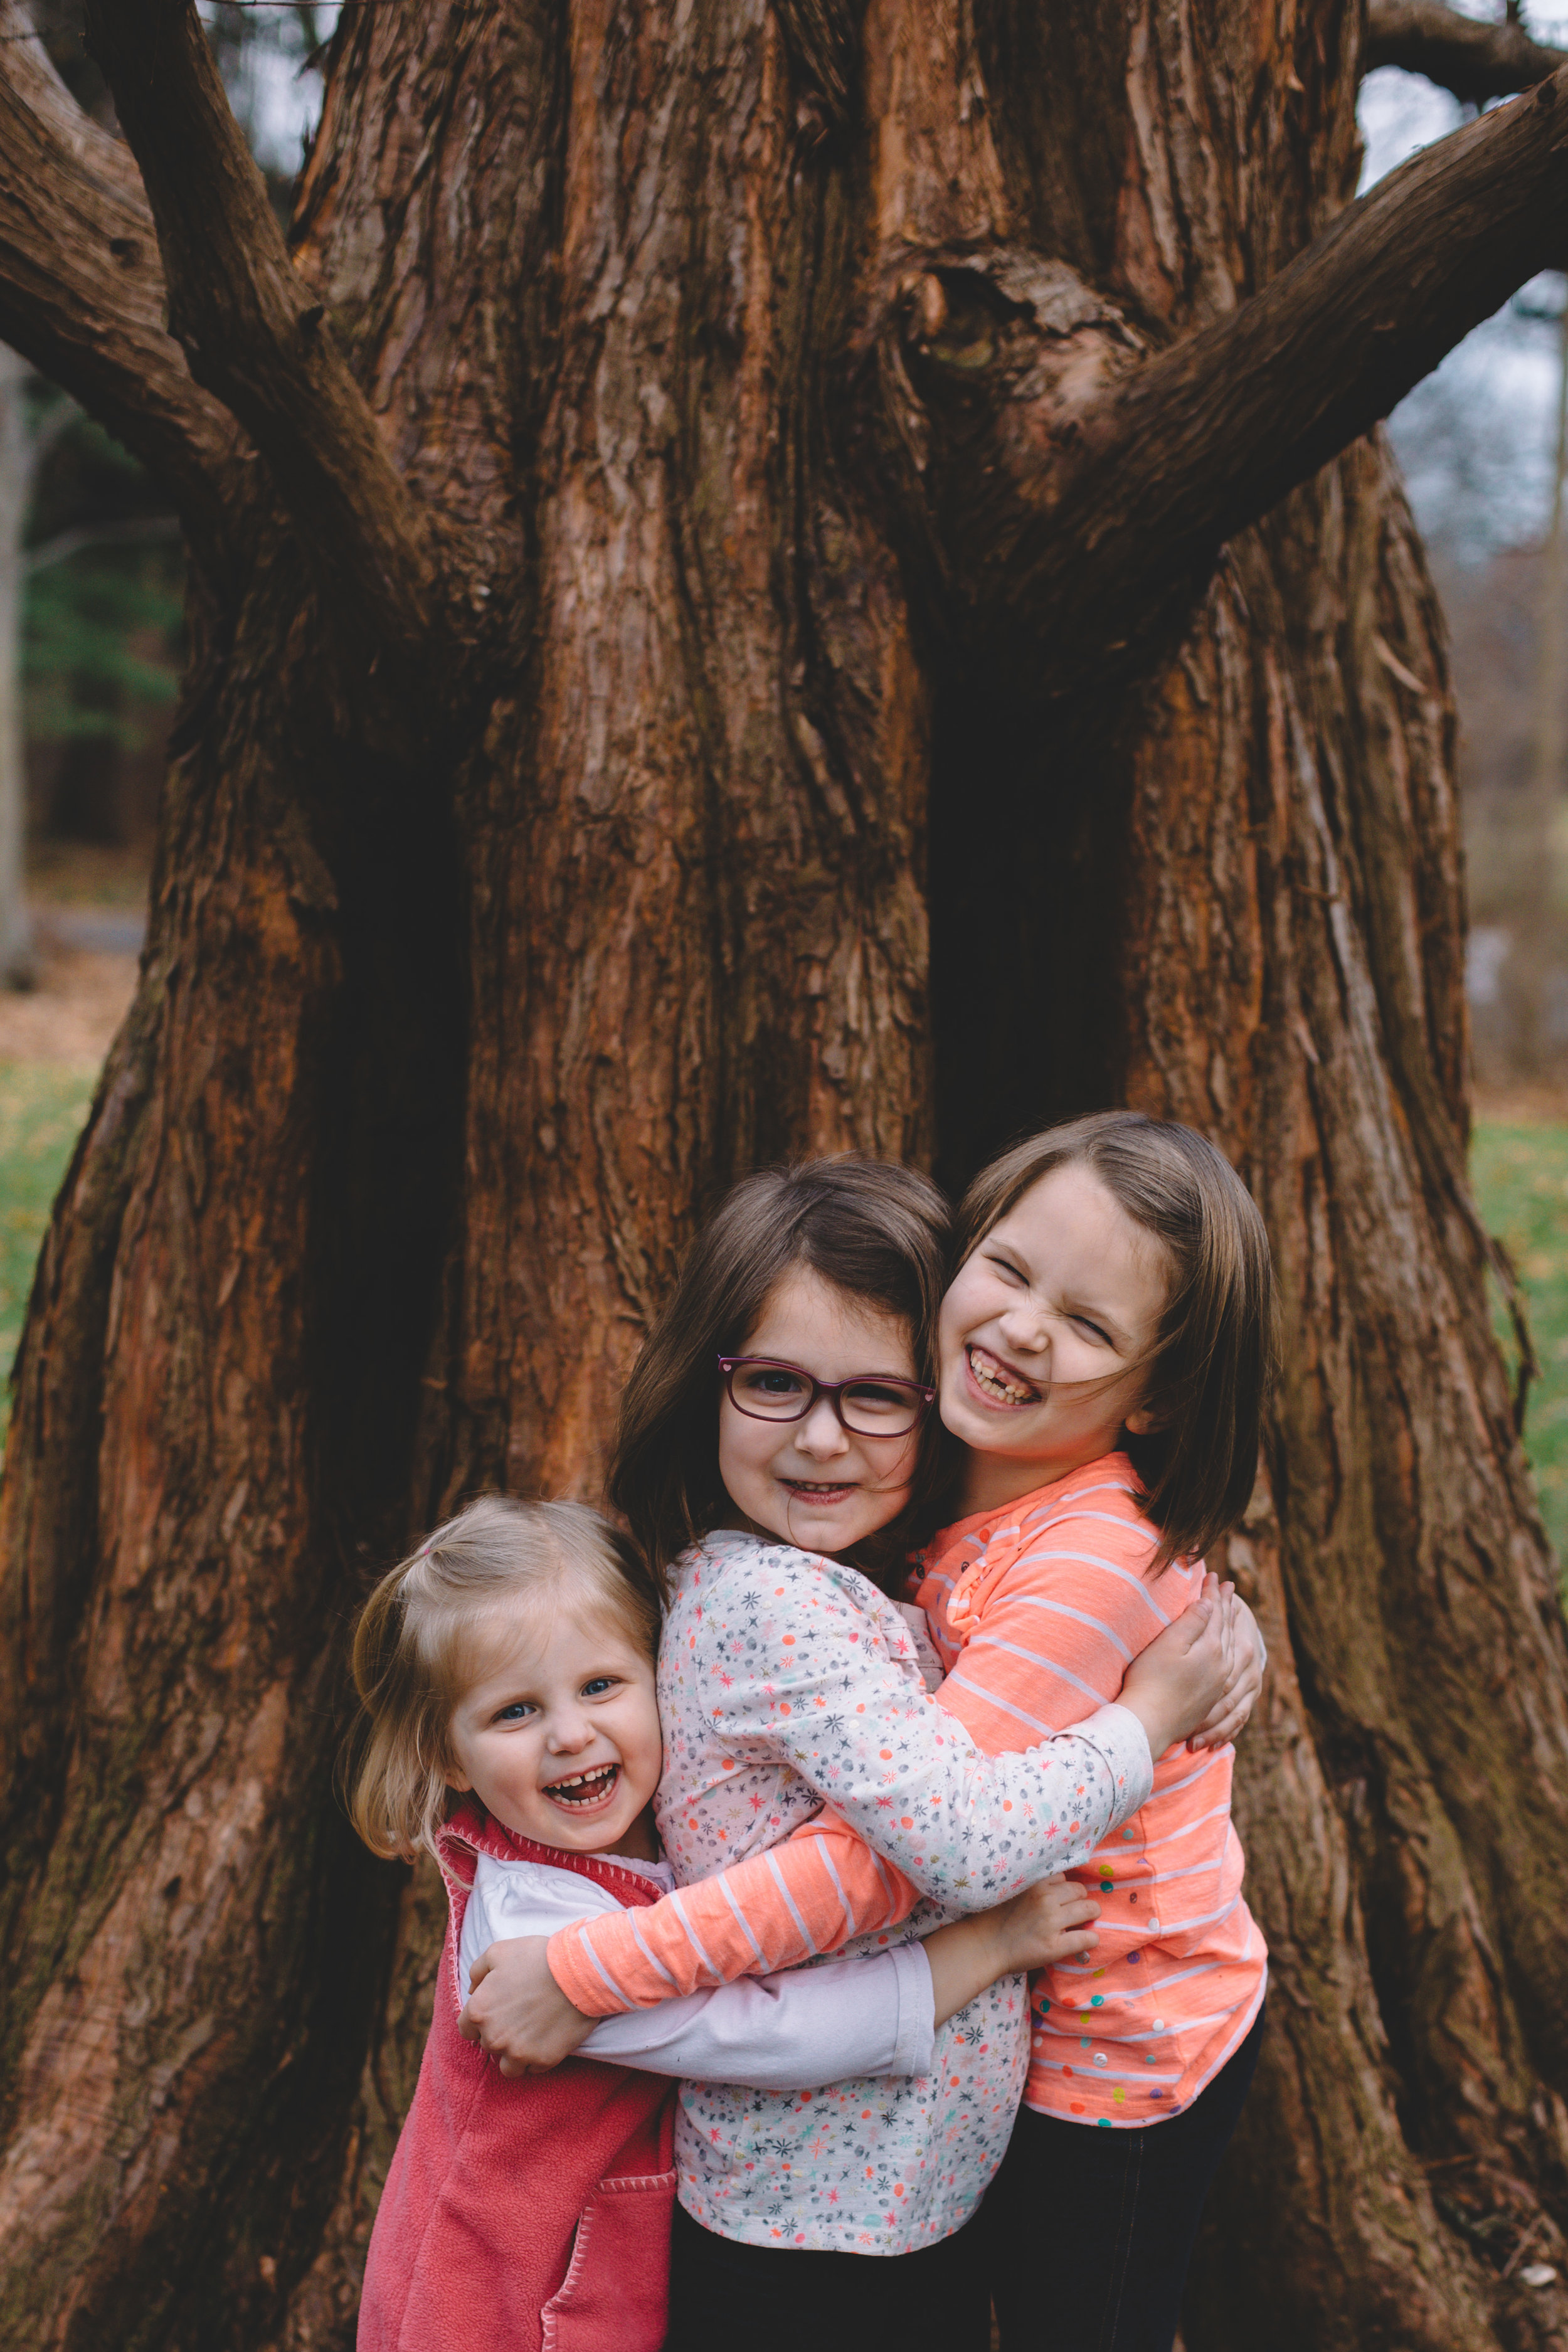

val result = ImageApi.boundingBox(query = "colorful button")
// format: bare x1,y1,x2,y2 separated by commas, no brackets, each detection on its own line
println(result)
1093,2053,1108,2068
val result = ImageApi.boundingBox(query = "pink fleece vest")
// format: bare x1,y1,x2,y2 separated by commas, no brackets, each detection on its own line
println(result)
357,1801,675,2352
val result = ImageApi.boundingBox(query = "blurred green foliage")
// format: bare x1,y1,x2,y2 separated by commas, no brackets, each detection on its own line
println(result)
0,1063,93,1370
23,413,184,753
24,555,184,746
1472,1121,1568,1575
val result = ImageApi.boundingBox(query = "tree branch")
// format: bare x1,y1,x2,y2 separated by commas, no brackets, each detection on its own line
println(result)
23,512,182,575
81,0,445,673
1365,0,1567,102
0,6,242,589
889,72,1568,704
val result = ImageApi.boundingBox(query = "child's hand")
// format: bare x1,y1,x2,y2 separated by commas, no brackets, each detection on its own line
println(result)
1118,1572,1236,1761
919,1878,1099,2026
988,1875,1102,1974
1187,1596,1266,1751
459,1936,596,2076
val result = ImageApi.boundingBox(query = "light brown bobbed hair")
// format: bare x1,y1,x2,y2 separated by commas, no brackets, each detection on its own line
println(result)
344,1495,660,1863
956,1113,1278,1571
608,1157,953,1587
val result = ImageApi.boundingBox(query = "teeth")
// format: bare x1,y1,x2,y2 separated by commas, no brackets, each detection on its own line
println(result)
970,1348,1035,1404
546,1765,618,1802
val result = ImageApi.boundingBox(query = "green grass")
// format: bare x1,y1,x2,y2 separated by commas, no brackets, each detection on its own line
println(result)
1471,1121,1568,1570
0,1071,1560,1572
0,1064,95,1370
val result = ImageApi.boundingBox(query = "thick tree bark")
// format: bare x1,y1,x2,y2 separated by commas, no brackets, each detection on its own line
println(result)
0,343,38,987
0,4,1565,2349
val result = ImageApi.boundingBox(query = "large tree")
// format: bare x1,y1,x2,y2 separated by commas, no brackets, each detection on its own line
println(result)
0,3,1565,2346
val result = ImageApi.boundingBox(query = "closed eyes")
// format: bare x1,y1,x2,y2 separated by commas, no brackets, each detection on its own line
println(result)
1070,1314,1116,1347
987,1253,1119,1348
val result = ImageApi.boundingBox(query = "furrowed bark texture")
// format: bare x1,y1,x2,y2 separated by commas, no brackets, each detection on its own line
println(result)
0,2,1565,2348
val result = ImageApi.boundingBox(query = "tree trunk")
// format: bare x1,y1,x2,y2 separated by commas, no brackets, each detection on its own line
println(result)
0,5,1565,2349
0,342,36,987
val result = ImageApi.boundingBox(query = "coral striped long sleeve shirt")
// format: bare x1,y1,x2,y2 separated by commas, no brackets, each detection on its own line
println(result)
548,1458,1264,2127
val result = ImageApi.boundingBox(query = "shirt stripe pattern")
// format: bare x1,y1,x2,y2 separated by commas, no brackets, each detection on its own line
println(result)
545,1530,1152,2252
912,1454,1267,2127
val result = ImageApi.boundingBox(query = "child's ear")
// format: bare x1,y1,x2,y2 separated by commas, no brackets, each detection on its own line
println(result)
1123,1402,1165,1437
443,1766,472,1793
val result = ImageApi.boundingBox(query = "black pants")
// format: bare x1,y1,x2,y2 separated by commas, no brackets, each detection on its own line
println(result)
665,2198,992,2352
983,2005,1266,2352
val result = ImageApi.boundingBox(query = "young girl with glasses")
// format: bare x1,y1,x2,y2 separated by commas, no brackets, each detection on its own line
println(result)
351,1495,1146,2352
459,1155,1248,2351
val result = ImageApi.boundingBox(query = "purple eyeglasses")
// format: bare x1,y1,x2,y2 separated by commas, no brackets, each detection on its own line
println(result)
718,1355,936,1438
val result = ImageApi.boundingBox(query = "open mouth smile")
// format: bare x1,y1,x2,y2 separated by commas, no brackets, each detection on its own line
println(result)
542,1762,622,1811
966,1344,1042,1407
781,1479,859,1505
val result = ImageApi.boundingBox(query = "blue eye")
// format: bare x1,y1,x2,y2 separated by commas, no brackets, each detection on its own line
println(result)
582,1677,617,1697
495,1700,536,1723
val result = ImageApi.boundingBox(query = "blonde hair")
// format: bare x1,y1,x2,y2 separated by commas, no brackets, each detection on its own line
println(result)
957,1114,1277,1572
345,1495,661,1862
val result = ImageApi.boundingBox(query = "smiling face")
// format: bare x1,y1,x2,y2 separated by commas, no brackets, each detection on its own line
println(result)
443,1587,663,1860
716,1264,924,1557
938,1160,1172,1516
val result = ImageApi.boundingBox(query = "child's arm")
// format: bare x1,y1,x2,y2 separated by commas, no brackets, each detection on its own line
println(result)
539,1579,1224,2019
919,1872,1099,2028
467,1875,1101,2092
931,1505,1241,1764
460,1581,1227,2069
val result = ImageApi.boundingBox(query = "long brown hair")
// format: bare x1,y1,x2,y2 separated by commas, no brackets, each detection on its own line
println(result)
344,1495,660,1862
956,1113,1277,1569
608,1157,953,1586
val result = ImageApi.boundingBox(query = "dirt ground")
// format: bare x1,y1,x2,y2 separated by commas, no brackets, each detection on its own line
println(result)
0,934,138,1067
1472,1084,1568,1126
3,923,1568,1121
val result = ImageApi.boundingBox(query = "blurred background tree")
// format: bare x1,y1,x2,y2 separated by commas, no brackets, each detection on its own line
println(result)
1364,37,1568,1091
0,1,330,973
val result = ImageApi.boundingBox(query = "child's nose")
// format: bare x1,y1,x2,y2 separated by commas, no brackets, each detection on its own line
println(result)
999,1301,1049,1355
796,1396,850,1455
545,1707,595,1753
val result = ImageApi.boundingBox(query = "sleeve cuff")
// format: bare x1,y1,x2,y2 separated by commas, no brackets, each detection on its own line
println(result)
1078,1701,1155,1820
887,1939,937,2079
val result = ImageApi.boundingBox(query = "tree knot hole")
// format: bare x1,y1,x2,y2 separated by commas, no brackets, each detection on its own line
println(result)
901,270,1000,374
